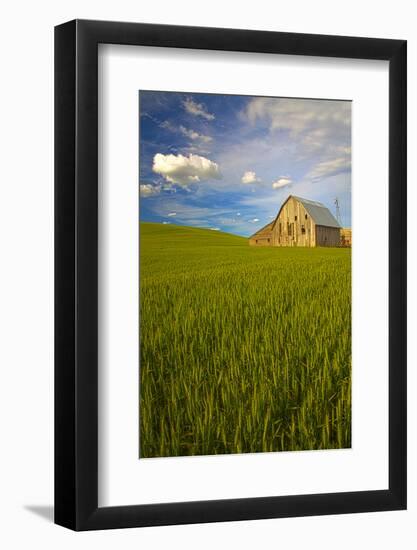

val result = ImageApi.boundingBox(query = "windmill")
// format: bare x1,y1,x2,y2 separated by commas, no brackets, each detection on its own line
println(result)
334,198,342,226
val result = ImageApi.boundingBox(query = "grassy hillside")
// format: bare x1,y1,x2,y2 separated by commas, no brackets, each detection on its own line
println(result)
139,222,351,458
140,221,246,247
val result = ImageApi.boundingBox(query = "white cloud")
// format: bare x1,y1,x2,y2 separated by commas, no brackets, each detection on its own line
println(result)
243,97,351,163
162,221,171,224
307,156,351,181
167,212,176,217
251,218,260,223
162,120,212,143
162,185,176,193
241,170,261,184
152,153,221,187
210,227,220,231
140,183,160,197
180,126,199,140
179,126,212,143
182,145,212,156
272,176,292,189
236,212,241,216
245,97,350,135
160,120,175,131
183,98,215,120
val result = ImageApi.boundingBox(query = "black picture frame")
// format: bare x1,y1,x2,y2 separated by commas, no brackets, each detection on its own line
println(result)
55,19,407,531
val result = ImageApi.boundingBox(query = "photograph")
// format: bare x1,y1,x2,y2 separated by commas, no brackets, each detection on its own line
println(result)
0,1,410,543
139,91,352,458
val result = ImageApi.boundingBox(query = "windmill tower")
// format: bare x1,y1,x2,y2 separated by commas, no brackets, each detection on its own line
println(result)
334,198,342,226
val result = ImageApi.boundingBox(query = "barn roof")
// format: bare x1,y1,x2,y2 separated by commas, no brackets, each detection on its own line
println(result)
249,221,274,238
285,195,341,228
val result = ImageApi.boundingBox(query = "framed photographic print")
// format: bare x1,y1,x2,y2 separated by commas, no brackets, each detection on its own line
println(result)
55,20,406,530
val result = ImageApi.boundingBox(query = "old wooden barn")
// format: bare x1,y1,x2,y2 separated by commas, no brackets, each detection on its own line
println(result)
249,195,341,247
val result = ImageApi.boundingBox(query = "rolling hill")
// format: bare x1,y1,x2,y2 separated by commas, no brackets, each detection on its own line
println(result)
139,222,352,458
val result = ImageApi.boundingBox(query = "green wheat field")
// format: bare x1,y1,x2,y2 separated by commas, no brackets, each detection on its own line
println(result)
139,222,351,458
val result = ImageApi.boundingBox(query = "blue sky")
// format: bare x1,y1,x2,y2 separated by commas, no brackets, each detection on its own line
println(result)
139,91,351,236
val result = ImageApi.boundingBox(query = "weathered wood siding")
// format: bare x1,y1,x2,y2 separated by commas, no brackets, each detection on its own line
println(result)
315,225,340,247
249,235,272,246
271,196,315,247
248,221,273,246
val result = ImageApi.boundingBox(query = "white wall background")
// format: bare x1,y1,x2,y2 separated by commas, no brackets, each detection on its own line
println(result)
0,1,414,548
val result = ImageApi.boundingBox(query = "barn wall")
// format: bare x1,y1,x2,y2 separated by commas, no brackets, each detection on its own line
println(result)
315,225,341,247
271,197,315,247
249,235,272,246
249,197,341,247
249,222,274,246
